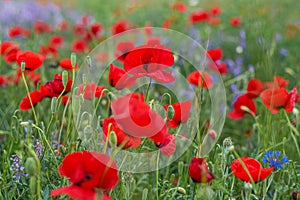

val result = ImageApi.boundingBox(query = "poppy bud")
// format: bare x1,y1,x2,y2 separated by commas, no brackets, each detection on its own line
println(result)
70,52,76,69
62,70,68,88
142,188,148,200
109,131,117,146
188,157,214,183
178,161,184,175
21,61,26,71
51,97,58,113
25,157,37,177
167,105,175,120
177,187,186,194
170,173,175,184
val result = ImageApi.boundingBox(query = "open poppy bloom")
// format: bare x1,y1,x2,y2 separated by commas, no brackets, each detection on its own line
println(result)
228,94,256,119
189,11,210,24
123,44,175,83
156,133,176,157
0,41,19,56
114,41,135,62
40,73,72,98
71,40,89,53
108,64,136,89
50,151,119,200
171,2,187,13
19,90,44,110
49,35,64,47
187,71,213,88
7,26,30,38
90,22,103,37
35,20,52,34
102,117,141,149
16,51,45,71
207,61,227,75
230,17,241,27
206,48,222,61
77,83,106,100
246,78,265,98
188,157,214,183
164,101,192,128
231,157,273,182
58,58,78,70
265,76,289,88
260,87,297,114
111,20,130,35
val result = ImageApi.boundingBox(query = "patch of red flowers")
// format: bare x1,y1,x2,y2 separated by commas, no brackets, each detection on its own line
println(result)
230,17,241,27
77,83,106,100
102,117,141,149
187,71,213,88
123,44,175,83
246,78,265,98
164,101,192,128
16,51,45,71
51,151,119,200
188,157,214,183
40,73,72,98
108,64,136,89
231,157,273,182
228,94,256,120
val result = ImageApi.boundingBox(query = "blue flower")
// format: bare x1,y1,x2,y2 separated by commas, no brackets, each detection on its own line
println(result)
263,150,289,170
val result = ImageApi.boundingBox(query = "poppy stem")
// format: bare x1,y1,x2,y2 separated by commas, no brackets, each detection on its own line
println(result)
21,71,38,124
284,111,300,157
145,78,152,102
156,151,160,200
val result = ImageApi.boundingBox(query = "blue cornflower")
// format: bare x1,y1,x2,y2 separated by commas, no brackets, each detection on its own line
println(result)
263,150,289,170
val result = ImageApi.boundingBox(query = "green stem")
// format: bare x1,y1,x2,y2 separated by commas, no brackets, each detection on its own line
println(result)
156,151,160,200
145,78,152,102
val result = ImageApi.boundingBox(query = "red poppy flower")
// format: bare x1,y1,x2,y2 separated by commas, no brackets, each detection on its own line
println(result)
40,45,58,58
19,90,44,110
231,157,273,182
112,93,168,141
162,20,171,29
260,87,297,114
207,61,227,74
171,2,186,13
7,26,23,38
4,49,19,64
40,73,72,98
157,134,176,156
111,20,129,35
265,76,289,88
49,35,64,47
208,17,221,26
210,6,221,15
164,101,192,128
50,151,119,200
108,64,136,89
246,78,265,98
58,58,78,70
16,51,44,71
90,22,102,37
188,157,214,183
187,71,213,88
0,41,19,55
62,95,71,106
207,48,222,61
230,17,241,27
189,11,210,24
124,44,175,83
228,94,256,119
59,21,69,31
77,83,106,100
73,24,86,37
102,117,141,149
71,40,89,53
115,41,135,62
35,20,52,34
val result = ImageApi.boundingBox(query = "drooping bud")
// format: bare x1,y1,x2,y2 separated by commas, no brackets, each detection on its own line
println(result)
167,105,175,119
50,97,58,114
177,187,186,194
62,70,68,88
109,131,117,146
25,157,37,177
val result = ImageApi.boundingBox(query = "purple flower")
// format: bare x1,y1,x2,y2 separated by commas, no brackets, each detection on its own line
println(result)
10,155,28,182
33,139,43,158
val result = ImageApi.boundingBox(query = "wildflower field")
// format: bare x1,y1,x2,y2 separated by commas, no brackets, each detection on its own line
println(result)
1,0,300,199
